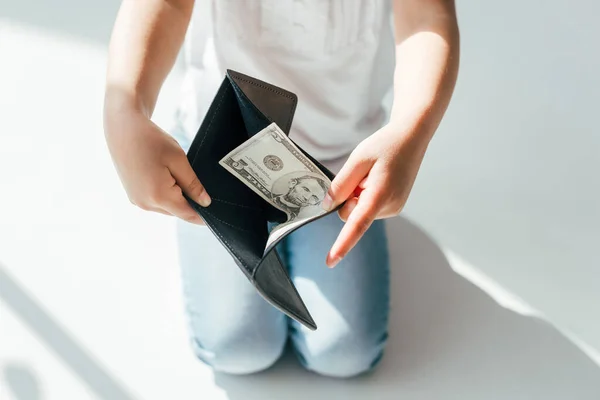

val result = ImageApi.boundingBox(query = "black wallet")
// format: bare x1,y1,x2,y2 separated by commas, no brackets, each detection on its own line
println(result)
184,70,340,331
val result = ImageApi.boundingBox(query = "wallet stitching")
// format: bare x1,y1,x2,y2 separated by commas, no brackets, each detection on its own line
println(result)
189,74,297,274
211,198,262,211
202,209,256,233
233,77,294,100
190,84,230,168
231,76,297,133
202,213,255,273
203,219,245,268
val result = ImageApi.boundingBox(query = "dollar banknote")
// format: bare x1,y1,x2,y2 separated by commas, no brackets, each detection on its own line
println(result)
219,123,331,249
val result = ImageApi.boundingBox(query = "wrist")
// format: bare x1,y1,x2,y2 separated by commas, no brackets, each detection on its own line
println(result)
103,88,150,141
384,111,434,151
104,84,150,119
104,85,148,128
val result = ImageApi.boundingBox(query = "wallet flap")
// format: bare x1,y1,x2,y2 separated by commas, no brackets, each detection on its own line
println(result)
185,78,270,278
254,250,316,330
227,70,298,135
185,70,340,331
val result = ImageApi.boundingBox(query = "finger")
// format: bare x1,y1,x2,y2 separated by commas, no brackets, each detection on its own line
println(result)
168,155,211,207
322,152,373,211
161,192,205,225
326,189,380,267
131,199,172,216
147,206,172,216
337,196,358,222
135,197,204,224
148,206,205,226
358,176,369,189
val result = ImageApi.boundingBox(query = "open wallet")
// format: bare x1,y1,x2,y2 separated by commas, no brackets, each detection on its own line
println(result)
184,69,341,331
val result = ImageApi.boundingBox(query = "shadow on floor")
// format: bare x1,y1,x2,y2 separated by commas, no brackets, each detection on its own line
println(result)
0,0,121,44
4,364,42,400
0,265,138,400
214,217,600,400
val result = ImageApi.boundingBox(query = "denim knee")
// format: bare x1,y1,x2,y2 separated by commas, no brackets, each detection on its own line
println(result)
191,333,286,375
294,332,387,379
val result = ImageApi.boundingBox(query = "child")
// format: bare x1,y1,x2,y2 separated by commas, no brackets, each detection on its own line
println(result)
104,0,459,378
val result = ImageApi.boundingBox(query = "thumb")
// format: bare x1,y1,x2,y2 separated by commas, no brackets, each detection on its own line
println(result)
169,154,212,207
322,152,373,212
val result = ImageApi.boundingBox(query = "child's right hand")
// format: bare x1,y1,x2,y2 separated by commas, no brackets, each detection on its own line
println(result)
104,106,210,225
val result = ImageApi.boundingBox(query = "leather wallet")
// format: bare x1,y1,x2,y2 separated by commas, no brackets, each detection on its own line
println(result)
184,70,339,331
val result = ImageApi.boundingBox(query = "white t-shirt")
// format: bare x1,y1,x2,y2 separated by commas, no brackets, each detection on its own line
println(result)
173,0,395,170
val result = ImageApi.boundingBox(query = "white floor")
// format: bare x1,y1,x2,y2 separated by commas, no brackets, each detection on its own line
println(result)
1,1,599,399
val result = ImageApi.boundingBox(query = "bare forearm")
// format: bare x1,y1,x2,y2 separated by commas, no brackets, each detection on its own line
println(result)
389,0,460,145
105,0,194,118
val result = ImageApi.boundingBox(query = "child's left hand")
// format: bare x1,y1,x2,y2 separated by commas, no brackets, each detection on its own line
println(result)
321,123,429,267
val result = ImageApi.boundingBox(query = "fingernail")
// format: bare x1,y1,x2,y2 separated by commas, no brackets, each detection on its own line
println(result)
198,191,211,207
327,256,342,268
322,194,333,211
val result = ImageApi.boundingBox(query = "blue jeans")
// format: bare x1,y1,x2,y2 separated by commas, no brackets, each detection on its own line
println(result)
176,213,390,378
172,123,390,378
